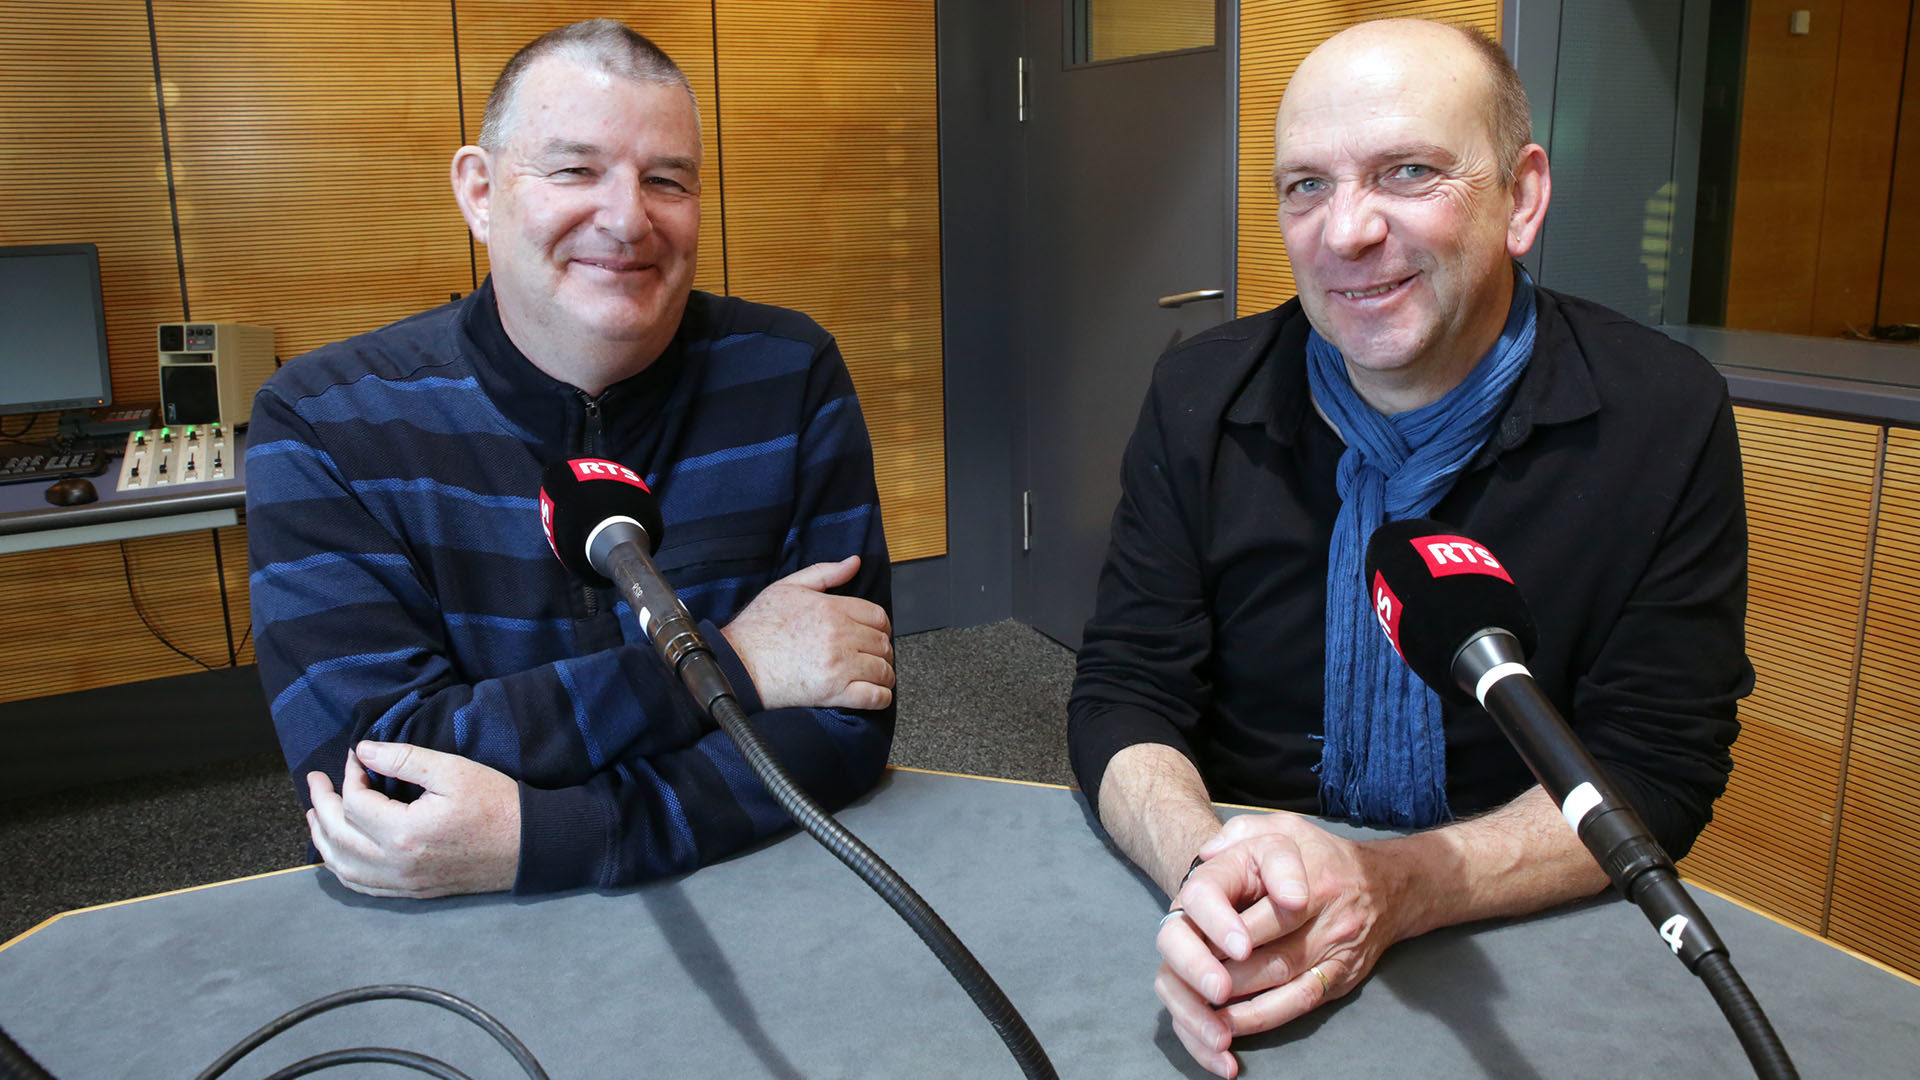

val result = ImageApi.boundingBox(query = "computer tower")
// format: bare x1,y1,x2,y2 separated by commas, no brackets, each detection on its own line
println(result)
157,322,274,428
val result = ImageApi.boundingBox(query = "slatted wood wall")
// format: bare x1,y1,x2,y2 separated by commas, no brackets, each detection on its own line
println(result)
0,528,252,703
1235,1,1500,317
151,1,472,361
1829,427,1920,975
0,2,944,709
0,0,180,405
1682,409,1880,931
713,0,944,560
1,2,245,705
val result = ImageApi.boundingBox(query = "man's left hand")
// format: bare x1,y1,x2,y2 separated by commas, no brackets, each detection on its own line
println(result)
305,742,521,899
1154,812,1411,1078
720,555,894,711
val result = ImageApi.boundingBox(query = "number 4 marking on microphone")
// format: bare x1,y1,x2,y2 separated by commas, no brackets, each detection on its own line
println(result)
1660,914,1690,954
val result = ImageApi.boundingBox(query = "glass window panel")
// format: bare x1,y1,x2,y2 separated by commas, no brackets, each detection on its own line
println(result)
1069,0,1213,66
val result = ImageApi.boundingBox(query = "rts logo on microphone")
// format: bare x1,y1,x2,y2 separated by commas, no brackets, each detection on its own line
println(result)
1411,534,1513,583
539,489,558,559
1372,571,1404,657
569,458,651,490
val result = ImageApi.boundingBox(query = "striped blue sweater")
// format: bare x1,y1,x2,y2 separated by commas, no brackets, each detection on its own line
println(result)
246,280,893,893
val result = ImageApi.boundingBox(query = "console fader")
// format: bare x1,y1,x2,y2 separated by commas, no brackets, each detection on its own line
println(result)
118,424,230,489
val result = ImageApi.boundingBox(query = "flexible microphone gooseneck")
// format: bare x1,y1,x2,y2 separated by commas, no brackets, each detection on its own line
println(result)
540,459,1057,1080
1364,518,1796,1080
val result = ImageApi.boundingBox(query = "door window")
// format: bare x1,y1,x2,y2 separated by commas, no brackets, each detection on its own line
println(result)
1067,0,1215,66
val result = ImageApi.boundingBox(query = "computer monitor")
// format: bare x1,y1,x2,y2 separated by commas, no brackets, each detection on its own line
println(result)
0,242,114,417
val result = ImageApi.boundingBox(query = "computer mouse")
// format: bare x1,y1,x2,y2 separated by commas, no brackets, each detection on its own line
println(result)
44,477,99,506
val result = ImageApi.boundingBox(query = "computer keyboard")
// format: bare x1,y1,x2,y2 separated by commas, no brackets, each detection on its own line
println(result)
0,445,110,486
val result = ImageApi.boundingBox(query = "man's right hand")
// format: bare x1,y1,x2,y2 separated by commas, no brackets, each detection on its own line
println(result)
720,555,894,710
1157,813,1404,1077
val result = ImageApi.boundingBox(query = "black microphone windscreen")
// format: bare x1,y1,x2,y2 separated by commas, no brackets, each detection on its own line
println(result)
1363,518,1538,703
539,458,666,585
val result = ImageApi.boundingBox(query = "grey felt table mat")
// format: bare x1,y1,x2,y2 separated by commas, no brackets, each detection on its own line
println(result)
1,768,1915,1078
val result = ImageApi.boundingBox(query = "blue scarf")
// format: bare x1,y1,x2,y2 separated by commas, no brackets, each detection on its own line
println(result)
1308,267,1538,828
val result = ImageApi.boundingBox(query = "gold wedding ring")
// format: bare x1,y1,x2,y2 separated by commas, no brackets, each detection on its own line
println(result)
1307,963,1330,993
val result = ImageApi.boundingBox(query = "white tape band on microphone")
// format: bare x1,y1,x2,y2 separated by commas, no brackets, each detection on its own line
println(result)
583,515,642,565
1561,781,1604,834
1473,662,1531,707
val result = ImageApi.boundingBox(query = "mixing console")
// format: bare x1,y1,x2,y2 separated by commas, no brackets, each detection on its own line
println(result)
117,424,231,489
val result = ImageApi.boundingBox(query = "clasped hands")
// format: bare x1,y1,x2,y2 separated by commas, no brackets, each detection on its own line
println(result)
1156,813,1412,1078
305,555,894,898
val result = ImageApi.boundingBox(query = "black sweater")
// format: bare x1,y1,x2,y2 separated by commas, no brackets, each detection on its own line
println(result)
1067,288,1752,859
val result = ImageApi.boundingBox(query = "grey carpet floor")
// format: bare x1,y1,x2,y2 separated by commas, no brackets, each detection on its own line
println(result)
0,620,1076,944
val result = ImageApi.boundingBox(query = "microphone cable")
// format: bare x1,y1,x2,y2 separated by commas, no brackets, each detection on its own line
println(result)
551,460,1057,1078
0,983,549,1080
700,686,1056,1079
191,984,549,1080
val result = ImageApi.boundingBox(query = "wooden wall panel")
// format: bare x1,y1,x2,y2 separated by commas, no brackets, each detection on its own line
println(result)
1809,0,1911,338
1236,2,1501,318
151,0,472,364
0,1,183,405
0,531,244,705
1723,1,1845,334
452,1,724,296
714,0,945,561
1829,427,1920,978
1684,409,1878,931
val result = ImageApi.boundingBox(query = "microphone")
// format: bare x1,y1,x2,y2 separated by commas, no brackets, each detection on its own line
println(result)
1363,518,1720,964
539,457,733,711
1365,518,1797,1080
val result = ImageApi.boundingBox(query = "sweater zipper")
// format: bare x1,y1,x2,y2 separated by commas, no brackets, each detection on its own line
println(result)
579,392,605,617
580,393,604,455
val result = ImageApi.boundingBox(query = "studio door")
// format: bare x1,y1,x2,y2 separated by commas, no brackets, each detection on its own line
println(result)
1018,0,1231,647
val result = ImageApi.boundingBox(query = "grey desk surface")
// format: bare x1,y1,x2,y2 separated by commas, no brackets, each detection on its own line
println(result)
2,769,1916,1079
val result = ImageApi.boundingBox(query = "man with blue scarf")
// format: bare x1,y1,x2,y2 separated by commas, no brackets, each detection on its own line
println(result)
1066,19,1751,1077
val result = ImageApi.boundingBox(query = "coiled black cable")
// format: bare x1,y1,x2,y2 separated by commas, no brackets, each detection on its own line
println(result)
191,984,549,1080
259,1048,474,1080
704,691,1057,1079
1696,953,1799,1080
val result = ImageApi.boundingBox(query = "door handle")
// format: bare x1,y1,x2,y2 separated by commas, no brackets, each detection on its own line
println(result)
1157,288,1225,308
